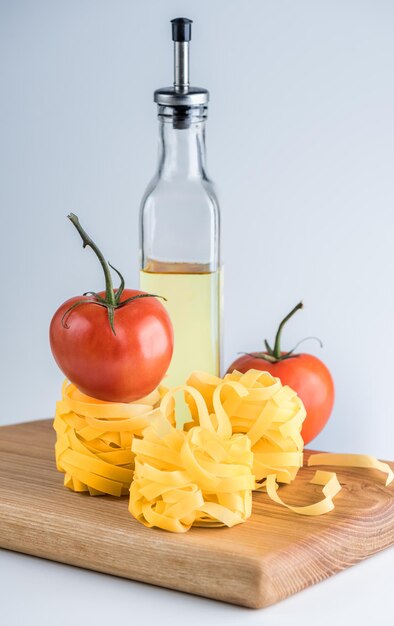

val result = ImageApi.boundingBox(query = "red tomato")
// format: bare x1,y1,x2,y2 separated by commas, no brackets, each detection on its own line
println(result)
226,302,335,445
50,289,173,403
49,214,173,403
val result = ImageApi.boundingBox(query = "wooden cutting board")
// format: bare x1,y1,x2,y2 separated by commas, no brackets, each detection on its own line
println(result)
0,419,393,608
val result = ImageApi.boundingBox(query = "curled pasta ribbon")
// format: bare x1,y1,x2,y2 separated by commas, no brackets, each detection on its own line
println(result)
308,453,394,487
186,369,306,487
261,454,393,516
129,384,255,532
54,380,172,496
265,471,342,515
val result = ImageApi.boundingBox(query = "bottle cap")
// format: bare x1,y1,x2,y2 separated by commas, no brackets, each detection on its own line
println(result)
171,17,192,42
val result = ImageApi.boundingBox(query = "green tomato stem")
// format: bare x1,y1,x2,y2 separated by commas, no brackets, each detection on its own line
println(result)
68,213,116,307
272,301,304,360
65,214,165,336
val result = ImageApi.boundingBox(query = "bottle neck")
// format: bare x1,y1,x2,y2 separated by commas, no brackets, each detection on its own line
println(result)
157,115,207,180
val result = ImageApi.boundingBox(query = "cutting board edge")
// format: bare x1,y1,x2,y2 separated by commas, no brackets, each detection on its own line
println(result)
2,540,393,610
0,543,267,609
3,496,394,610
0,502,270,608
259,523,394,607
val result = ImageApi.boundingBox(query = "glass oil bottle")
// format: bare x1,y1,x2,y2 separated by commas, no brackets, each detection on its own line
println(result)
140,18,221,389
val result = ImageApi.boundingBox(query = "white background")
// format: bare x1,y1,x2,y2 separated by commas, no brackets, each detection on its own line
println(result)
1,0,393,459
0,1,393,623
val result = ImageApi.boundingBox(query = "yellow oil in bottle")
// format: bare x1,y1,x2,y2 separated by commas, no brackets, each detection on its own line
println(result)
140,261,221,391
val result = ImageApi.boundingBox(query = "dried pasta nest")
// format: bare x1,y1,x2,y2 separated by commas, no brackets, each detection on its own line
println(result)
185,369,306,488
54,380,171,496
129,384,255,533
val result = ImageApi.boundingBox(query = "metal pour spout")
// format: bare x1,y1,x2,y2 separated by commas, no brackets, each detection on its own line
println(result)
154,17,208,111
172,18,192,93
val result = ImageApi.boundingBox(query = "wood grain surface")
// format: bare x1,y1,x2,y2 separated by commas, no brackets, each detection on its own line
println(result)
0,419,393,608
